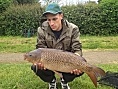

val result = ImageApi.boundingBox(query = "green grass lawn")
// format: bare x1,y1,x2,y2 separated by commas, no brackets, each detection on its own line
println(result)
0,36,36,53
0,36,118,53
0,63,117,89
81,36,118,50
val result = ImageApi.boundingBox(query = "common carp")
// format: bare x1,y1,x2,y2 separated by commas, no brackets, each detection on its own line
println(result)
24,48,106,87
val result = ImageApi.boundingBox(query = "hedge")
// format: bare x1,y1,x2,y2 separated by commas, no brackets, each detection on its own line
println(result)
62,2,118,35
0,3,43,36
62,4,102,35
0,2,118,36
98,0,118,35
0,0,12,13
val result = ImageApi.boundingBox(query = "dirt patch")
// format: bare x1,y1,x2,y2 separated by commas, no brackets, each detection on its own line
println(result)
83,51,118,64
0,51,118,64
0,53,25,63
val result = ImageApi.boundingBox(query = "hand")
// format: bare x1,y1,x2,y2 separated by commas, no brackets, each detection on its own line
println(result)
34,63,46,70
74,53,80,56
71,69,83,75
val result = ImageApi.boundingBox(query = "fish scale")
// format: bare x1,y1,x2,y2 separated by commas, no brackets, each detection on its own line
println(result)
40,48,84,72
41,52,71,71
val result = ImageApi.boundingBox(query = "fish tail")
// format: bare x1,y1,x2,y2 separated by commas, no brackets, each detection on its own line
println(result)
86,66,106,87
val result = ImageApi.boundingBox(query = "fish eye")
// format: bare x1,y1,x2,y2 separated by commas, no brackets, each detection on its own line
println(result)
29,54,32,56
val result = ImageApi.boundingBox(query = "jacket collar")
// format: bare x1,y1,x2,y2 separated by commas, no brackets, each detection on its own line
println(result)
41,19,69,37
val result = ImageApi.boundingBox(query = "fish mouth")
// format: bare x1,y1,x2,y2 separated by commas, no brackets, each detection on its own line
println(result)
24,54,27,60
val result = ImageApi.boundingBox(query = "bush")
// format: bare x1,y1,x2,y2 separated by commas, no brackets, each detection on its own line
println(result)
98,0,118,35
62,4,103,35
0,3,43,36
0,0,12,13
62,1,118,35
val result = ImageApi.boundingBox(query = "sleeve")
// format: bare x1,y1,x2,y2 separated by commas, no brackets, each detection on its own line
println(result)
71,27,83,56
36,27,47,49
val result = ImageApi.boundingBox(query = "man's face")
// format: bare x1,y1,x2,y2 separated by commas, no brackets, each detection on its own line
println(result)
46,13,63,31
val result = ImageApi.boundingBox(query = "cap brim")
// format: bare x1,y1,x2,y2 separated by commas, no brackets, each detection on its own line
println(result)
43,11,61,16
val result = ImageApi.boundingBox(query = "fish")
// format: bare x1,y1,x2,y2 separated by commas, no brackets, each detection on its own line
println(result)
24,48,106,87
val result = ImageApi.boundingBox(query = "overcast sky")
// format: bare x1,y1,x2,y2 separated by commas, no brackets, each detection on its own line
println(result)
60,0,98,5
40,0,98,5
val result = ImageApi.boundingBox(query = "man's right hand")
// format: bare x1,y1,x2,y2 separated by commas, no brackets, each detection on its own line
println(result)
34,63,46,70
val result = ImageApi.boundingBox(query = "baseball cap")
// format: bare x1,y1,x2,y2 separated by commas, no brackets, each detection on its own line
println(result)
43,3,62,16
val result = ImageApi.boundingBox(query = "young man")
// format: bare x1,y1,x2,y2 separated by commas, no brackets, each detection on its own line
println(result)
31,3,84,89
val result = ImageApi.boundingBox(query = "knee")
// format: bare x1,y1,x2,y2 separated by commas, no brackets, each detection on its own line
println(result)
31,65,37,73
62,72,84,83
78,72,84,76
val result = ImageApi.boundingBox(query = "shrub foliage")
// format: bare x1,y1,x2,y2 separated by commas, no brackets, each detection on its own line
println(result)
0,3,43,36
0,1,118,36
62,1,118,35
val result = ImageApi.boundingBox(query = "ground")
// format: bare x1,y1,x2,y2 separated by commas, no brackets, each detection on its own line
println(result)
0,50,118,64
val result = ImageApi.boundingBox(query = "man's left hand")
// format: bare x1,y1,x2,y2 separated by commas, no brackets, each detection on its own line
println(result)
74,53,80,56
71,69,83,75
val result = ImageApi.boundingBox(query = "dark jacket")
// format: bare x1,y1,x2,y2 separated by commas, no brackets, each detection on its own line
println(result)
36,20,82,56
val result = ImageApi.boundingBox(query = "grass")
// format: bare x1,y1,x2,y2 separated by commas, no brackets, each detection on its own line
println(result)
0,36,118,53
81,36,118,50
0,63,117,89
0,36,36,53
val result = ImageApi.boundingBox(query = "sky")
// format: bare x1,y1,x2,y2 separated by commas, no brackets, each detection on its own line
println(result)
39,0,98,6
60,0,98,5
